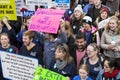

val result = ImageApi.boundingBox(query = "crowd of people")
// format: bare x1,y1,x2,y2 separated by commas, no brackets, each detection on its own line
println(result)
0,0,120,80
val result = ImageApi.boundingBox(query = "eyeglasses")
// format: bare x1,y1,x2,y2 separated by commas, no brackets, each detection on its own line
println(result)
86,50,95,53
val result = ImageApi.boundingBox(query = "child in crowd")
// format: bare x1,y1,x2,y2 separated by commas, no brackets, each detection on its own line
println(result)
73,64,92,80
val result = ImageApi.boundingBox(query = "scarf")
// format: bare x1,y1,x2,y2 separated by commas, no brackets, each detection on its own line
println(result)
56,60,67,70
104,68,119,78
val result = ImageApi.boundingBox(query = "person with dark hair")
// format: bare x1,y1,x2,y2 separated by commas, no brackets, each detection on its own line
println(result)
50,43,76,80
19,31,43,66
87,0,110,22
69,32,87,71
80,16,100,46
96,57,120,80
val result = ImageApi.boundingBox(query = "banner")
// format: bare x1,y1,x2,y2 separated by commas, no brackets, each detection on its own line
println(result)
29,8,65,34
0,51,38,80
33,67,66,80
0,0,17,20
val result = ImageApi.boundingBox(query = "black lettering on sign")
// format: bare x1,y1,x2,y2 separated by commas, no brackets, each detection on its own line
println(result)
9,5,12,9
6,10,14,14
0,10,4,14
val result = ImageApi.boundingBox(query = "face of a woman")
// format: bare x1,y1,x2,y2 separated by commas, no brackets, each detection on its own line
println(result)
0,35,9,47
79,69,88,79
86,45,97,58
55,48,65,59
108,19,118,31
74,10,81,19
82,23,91,31
104,60,114,73
100,12,108,20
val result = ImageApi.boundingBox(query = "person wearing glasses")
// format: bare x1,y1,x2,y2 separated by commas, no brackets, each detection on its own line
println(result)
80,43,104,80
50,43,76,80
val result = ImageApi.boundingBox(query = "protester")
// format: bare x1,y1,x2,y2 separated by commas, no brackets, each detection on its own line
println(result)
73,64,92,80
96,57,120,80
70,4,85,34
80,43,103,80
87,0,110,22
101,16,120,58
0,17,17,46
0,33,18,53
50,43,76,80
69,32,87,70
80,16,100,46
38,22,67,69
19,30,43,66
59,19,75,47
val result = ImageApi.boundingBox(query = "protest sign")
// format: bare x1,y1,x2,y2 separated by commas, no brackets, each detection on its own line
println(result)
29,8,65,34
0,0,17,20
22,10,35,17
15,0,24,16
0,51,38,80
33,67,66,80
55,0,70,9
26,0,51,6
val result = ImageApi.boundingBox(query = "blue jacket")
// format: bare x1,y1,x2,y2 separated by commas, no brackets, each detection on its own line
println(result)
96,69,120,80
40,32,67,69
73,75,92,80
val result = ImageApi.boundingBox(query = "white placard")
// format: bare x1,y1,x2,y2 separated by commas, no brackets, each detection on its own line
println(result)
0,51,38,80
26,0,51,6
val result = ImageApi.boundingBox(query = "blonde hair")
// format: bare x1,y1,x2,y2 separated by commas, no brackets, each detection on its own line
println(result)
105,16,120,34
64,21,74,38
79,64,89,73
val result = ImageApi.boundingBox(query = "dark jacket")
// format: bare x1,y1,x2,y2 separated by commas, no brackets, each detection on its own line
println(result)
19,44,43,65
50,60,76,80
87,5,110,22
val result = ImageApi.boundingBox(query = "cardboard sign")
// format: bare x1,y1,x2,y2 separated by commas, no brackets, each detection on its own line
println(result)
33,67,66,80
29,8,65,34
0,51,38,80
0,0,17,20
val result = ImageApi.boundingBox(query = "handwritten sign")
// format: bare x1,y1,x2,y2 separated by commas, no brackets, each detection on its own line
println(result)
29,8,65,34
0,0,17,20
33,67,66,80
0,51,38,80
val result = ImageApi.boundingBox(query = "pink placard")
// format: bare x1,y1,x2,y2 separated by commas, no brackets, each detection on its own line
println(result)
28,8,65,34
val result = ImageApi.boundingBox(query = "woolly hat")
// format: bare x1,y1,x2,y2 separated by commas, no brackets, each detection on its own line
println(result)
100,7,109,14
82,16,92,25
74,5,83,14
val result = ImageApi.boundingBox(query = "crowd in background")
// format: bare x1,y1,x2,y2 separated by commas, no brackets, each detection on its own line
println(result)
0,0,120,80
